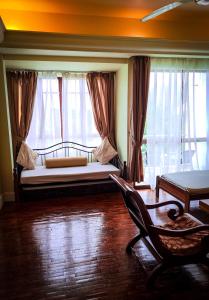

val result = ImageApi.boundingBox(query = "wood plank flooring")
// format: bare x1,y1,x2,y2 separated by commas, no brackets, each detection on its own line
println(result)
0,190,209,300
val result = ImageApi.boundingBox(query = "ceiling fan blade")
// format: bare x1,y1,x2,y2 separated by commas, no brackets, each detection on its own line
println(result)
140,0,193,22
197,0,209,5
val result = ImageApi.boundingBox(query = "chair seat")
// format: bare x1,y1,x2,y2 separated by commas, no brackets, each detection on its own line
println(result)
160,214,209,256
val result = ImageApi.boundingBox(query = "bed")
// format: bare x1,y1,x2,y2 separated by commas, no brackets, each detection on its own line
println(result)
156,170,209,212
14,141,127,201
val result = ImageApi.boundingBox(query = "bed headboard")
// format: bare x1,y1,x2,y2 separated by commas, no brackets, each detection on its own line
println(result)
33,141,96,165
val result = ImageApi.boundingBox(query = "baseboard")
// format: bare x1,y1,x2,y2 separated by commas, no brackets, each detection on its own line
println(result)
0,194,3,210
3,192,15,202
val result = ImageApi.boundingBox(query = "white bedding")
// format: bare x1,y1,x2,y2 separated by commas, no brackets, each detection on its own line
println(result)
162,170,209,194
21,162,120,185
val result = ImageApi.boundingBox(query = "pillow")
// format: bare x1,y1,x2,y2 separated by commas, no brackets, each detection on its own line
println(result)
45,157,88,168
92,137,117,164
16,142,38,170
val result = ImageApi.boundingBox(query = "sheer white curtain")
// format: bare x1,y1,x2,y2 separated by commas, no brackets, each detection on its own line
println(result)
62,73,100,146
145,69,209,188
27,73,62,149
27,72,100,149
183,71,208,170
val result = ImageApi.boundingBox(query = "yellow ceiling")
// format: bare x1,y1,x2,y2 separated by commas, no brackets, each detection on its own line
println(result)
0,0,209,40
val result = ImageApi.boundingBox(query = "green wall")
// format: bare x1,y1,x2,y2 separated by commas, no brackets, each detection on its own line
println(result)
116,64,128,162
0,58,14,202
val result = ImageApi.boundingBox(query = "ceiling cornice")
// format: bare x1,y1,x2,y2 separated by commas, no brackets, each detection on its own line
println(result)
1,30,209,57
3,54,128,64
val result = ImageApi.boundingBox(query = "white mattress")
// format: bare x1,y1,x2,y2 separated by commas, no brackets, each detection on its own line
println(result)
162,170,209,194
20,162,120,185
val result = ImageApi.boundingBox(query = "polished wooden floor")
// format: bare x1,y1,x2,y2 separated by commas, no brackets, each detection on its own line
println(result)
0,190,209,300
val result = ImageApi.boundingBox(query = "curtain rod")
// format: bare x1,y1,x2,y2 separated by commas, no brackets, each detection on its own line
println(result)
6,69,116,74
6,69,86,73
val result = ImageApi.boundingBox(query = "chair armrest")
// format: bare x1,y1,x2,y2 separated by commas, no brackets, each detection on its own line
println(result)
150,224,209,237
146,200,183,210
146,200,184,220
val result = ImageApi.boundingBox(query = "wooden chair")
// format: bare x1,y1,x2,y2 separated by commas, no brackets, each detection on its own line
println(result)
110,174,209,287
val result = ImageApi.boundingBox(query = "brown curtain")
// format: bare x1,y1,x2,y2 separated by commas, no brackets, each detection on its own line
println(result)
58,77,63,140
128,56,150,183
86,72,116,148
7,70,38,159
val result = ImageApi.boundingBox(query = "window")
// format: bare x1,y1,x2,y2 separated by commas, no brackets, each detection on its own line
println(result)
144,69,209,188
27,73,101,149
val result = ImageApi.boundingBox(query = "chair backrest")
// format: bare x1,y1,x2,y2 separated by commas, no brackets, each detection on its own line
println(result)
110,174,154,236
110,174,171,258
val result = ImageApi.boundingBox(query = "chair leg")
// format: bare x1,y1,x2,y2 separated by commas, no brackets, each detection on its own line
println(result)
126,233,142,255
155,177,160,203
147,262,167,289
184,200,190,213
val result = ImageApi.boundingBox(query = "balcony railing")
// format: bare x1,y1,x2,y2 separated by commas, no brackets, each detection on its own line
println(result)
142,137,207,167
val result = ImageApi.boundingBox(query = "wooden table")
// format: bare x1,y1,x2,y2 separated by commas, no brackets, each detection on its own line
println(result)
199,199,209,213
156,171,209,212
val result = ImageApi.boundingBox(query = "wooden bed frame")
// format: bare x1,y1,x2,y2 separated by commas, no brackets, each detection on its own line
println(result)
156,175,209,212
14,141,127,201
